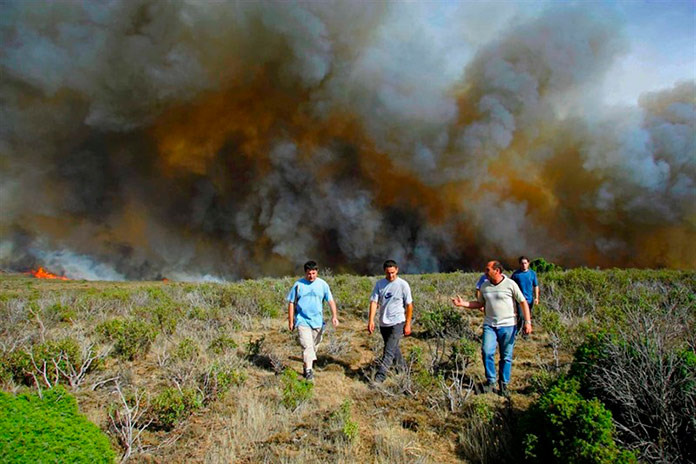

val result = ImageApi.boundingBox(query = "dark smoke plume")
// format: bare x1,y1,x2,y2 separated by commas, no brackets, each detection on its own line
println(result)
1,1,694,280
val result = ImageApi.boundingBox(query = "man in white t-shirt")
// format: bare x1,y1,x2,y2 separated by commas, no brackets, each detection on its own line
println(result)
452,260,532,396
367,259,413,383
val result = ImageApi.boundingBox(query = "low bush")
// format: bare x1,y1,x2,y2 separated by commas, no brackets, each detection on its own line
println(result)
530,257,562,273
0,349,32,385
419,304,471,340
521,376,637,464
97,318,158,360
174,337,200,362
200,362,247,401
150,387,203,430
208,335,238,355
0,386,115,463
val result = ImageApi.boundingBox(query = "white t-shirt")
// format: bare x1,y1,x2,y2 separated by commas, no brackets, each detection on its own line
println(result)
370,277,413,327
477,276,526,327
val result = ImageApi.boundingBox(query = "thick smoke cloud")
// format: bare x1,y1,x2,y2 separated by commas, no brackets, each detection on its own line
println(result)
1,1,694,280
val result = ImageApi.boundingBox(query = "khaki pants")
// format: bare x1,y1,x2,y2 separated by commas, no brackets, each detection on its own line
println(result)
297,325,324,369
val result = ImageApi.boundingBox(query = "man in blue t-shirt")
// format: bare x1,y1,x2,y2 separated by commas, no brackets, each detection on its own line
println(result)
287,261,339,381
510,256,539,333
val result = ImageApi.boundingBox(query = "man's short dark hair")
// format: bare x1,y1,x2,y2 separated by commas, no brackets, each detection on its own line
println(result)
383,259,398,269
518,256,529,263
491,260,505,273
304,261,318,271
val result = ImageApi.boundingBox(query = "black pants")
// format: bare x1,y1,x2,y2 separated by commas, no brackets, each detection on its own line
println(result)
376,322,405,381
516,301,535,333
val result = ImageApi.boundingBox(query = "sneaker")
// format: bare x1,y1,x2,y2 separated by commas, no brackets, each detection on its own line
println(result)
305,369,314,381
482,382,495,394
498,383,510,398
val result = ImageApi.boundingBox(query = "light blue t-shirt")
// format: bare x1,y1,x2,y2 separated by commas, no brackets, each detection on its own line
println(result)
370,277,413,327
286,277,333,329
511,269,539,303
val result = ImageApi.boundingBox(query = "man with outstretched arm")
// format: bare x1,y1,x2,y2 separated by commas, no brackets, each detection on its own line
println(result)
287,260,339,381
452,260,532,397
367,259,413,383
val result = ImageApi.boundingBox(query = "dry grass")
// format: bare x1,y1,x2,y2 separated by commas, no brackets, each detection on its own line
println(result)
1,270,693,463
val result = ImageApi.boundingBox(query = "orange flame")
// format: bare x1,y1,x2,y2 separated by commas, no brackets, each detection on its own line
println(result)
29,267,70,280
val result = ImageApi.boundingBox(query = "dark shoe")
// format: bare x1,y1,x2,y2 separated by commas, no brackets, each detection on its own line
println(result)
482,382,495,394
498,383,510,398
305,369,314,381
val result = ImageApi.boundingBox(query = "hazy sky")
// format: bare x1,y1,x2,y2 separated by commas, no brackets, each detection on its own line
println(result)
418,0,695,105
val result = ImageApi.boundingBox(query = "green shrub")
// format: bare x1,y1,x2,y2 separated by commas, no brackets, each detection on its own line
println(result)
419,304,470,339
530,257,562,273
280,368,313,410
150,304,181,335
0,386,115,463
150,387,203,430
46,302,76,322
521,377,637,464
97,318,158,360
174,337,200,361
199,362,247,401
0,350,32,385
569,331,612,391
208,335,238,355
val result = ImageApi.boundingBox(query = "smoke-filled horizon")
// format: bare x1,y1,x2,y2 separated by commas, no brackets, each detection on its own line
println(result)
1,1,695,280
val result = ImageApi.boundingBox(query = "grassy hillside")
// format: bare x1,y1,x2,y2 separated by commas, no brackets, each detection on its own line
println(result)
0,269,694,463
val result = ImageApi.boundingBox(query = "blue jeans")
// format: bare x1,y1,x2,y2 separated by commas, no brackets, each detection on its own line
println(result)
482,324,517,386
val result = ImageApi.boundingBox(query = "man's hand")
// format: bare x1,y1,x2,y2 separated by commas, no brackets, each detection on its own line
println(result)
404,321,412,336
534,298,539,306
332,316,339,328
523,321,533,335
367,320,375,334
288,320,294,331
452,295,465,307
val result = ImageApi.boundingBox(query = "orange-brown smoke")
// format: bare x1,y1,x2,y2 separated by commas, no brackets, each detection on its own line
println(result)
1,2,693,280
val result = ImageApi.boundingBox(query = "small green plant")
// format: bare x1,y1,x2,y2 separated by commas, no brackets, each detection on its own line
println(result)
331,399,358,443
280,368,313,410
150,387,203,430
0,386,115,463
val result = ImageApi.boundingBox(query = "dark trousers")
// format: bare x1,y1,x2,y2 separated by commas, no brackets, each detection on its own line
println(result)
376,322,405,381
516,300,535,333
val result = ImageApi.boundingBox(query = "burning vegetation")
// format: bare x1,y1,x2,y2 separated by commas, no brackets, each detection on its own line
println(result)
26,267,70,281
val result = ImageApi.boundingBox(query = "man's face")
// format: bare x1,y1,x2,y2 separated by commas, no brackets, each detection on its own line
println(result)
305,269,318,282
484,261,500,280
384,266,398,282
520,259,530,271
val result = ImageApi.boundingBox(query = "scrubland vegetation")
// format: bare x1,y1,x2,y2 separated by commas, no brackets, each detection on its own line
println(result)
0,268,694,463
